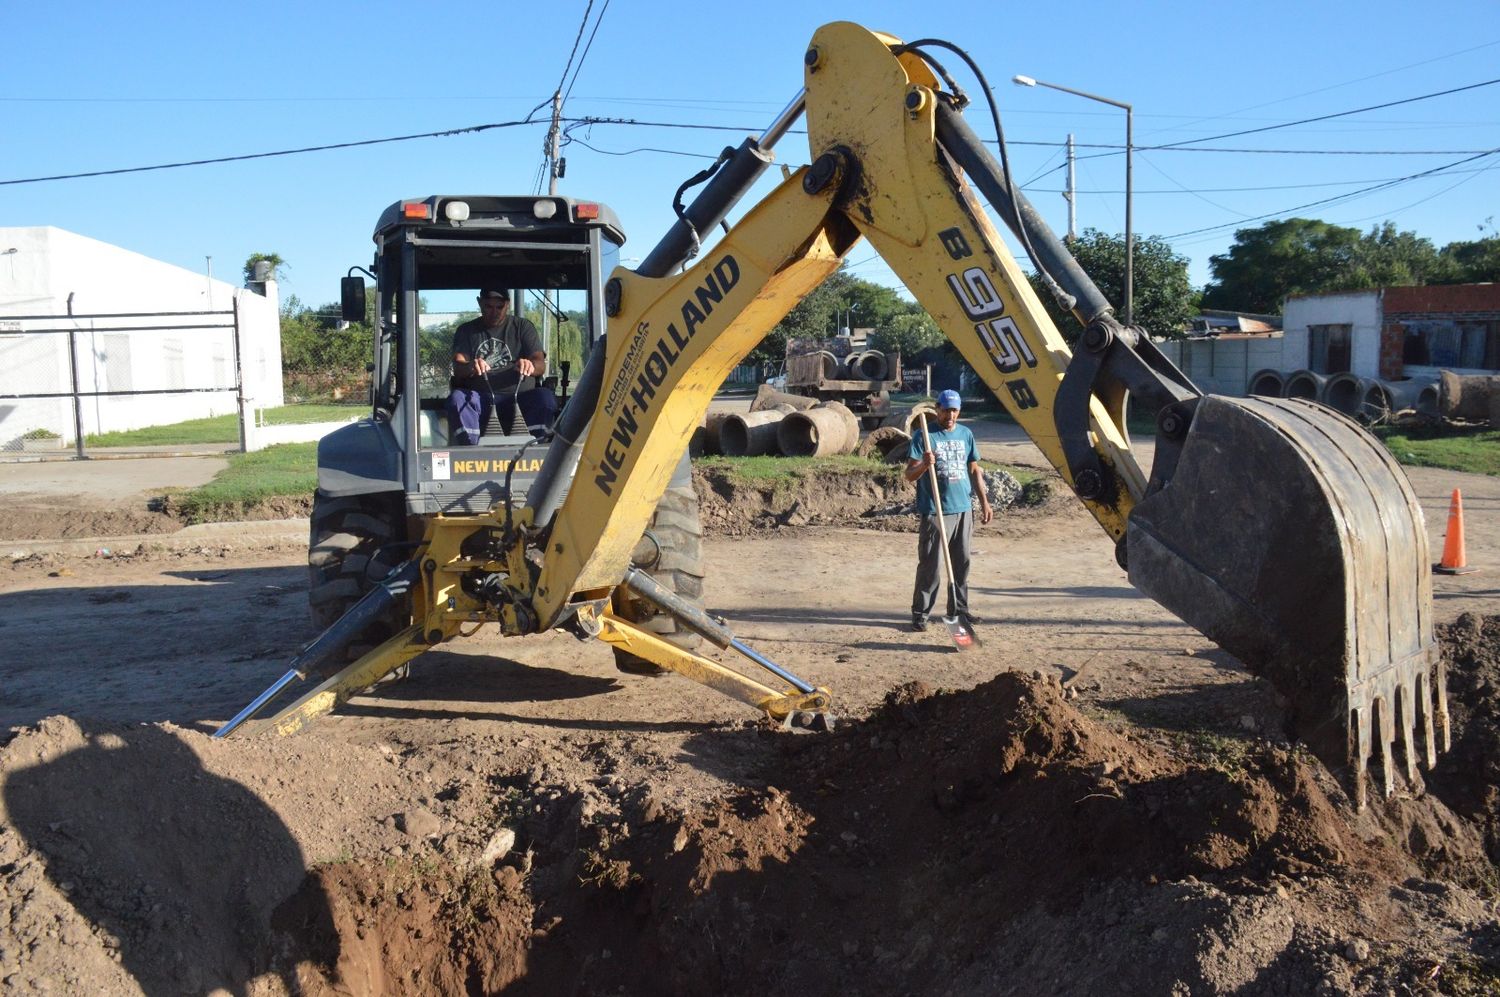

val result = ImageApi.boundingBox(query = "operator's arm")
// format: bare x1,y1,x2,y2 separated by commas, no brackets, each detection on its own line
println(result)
516,319,547,379
453,326,488,378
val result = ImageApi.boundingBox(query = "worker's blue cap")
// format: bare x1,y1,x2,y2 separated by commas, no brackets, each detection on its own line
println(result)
937,389,962,410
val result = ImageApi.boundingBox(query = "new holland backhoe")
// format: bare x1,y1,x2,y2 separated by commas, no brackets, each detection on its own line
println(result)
219,22,1446,803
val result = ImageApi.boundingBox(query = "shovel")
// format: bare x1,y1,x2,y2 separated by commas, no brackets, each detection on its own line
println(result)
917,412,981,651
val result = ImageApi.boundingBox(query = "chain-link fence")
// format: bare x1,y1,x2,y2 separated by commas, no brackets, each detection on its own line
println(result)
0,307,243,457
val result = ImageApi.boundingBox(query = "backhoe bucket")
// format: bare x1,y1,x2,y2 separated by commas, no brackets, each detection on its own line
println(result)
1126,395,1447,803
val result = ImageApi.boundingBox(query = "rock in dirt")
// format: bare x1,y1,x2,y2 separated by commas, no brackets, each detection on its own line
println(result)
397,807,441,839
481,827,517,866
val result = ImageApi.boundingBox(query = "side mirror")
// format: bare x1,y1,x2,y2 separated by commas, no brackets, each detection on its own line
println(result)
340,276,367,323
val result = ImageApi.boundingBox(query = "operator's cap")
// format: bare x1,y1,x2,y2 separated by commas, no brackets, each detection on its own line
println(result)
478,286,509,301
937,389,962,410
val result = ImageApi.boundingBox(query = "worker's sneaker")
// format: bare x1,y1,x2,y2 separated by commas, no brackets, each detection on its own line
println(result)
910,615,928,632
959,611,983,625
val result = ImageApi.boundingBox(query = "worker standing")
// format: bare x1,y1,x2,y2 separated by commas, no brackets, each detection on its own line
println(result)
905,389,992,631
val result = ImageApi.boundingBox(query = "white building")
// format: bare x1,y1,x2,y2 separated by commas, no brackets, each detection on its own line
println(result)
0,226,283,448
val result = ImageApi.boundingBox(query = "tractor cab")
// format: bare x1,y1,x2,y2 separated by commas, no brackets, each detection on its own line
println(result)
327,194,625,516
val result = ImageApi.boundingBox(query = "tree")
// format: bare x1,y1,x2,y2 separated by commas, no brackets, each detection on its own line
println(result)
243,252,286,285
1201,218,1363,313
1351,222,1452,287
1028,229,1195,341
1438,220,1500,283
869,311,943,358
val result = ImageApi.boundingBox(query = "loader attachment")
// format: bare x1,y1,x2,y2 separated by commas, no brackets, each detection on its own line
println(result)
1126,394,1447,803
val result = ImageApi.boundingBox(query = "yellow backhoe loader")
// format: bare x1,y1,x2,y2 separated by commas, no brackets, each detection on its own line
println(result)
219,22,1445,803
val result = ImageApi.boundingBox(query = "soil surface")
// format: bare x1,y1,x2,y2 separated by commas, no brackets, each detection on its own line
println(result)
1,455,1498,995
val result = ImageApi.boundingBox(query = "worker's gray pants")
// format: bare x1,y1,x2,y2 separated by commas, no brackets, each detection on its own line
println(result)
911,510,972,619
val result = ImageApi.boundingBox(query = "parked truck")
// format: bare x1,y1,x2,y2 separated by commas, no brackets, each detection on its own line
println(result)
777,336,901,428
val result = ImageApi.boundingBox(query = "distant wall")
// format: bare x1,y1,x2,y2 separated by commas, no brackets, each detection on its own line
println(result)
1154,335,1285,396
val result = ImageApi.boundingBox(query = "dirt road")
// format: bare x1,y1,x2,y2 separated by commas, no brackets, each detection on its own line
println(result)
0,459,1497,994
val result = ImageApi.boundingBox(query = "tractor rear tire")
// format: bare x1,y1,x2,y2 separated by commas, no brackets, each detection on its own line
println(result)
611,455,705,676
307,491,411,673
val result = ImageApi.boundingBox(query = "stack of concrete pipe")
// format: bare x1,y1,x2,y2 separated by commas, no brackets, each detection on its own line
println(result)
1242,367,1441,423
840,350,889,380
778,400,861,456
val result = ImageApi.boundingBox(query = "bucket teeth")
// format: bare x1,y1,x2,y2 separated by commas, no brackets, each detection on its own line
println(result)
1348,651,1448,809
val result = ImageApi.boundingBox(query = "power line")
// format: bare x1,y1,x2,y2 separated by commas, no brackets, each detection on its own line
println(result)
562,0,611,105
1163,146,1500,239
0,119,539,186
1150,76,1500,151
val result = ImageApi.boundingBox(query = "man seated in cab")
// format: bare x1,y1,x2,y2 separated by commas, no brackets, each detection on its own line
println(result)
447,286,558,444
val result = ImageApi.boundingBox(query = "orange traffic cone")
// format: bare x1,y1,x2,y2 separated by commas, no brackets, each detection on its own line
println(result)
1435,488,1478,575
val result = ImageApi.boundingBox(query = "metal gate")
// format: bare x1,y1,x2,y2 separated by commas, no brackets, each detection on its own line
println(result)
0,306,245,458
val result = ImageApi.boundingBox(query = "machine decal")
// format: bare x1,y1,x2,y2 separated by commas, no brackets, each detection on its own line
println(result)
945,265,1037,376
594,254,741,497
432,451,451,480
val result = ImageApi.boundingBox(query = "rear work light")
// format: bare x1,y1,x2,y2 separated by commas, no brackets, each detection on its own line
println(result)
402,202,432,220
574,202,600,220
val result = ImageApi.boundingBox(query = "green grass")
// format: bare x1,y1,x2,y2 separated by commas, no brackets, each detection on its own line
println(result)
86,404,361,447
696,453,895,482
169,442,318,523
1373,423,1500,476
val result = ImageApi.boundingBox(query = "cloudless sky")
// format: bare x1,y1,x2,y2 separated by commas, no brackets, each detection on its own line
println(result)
4,1,1498,311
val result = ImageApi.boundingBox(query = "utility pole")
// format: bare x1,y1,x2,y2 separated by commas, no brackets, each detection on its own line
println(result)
1064,134,1077,242
543,91,564,358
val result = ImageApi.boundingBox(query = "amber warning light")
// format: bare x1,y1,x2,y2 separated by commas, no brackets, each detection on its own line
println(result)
402,202,432,220
574,203,600,220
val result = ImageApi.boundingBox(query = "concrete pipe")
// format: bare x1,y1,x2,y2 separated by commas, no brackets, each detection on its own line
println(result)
1417,382,1441,418
1246,368,1286,398
813,350,841,379
1361,381,1394,424
1365,377,1439,421
752,384,817,412
720,410,785,457
1283,369,1330,402
1322,372,1366,419
1439,371,1500,421
852,350,888,380
815,400,860,451
691,411,733,456
779,405,856,456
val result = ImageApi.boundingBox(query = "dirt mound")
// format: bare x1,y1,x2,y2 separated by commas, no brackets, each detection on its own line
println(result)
3,610,1498,993
0,506,179,542
262,673,1495,995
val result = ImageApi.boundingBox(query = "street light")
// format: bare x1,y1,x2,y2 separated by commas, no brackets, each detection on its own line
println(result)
1012,74,1133,327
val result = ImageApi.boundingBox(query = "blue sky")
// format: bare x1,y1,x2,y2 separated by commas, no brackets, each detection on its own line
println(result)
5,1,1498,310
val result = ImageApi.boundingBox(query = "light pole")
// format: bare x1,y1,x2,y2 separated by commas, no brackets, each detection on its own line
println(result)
1012,75,1133,327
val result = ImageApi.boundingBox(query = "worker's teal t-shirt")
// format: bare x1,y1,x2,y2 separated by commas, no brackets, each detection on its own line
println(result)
908,424,979,516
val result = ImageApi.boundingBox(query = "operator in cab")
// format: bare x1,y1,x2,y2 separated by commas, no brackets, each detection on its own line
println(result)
447,286,558,444
905,389,992,632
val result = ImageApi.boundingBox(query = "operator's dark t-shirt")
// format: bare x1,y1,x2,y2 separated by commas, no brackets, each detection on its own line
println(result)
450,315,544,394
